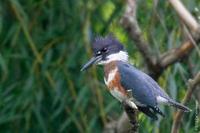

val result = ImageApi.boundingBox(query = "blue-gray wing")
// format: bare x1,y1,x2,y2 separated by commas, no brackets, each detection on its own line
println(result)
117,61,167,107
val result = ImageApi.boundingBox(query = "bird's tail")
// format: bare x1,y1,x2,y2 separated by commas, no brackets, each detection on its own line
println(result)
168,100,191,112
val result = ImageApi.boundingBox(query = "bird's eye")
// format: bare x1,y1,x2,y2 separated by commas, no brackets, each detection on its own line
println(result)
96,51,101,56
96,48,108,56
101,47,108,52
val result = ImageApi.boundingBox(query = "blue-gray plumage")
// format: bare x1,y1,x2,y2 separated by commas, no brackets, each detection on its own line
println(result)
118,61,158,106
117,61,168,119
117,61,190,120
81,35,191,120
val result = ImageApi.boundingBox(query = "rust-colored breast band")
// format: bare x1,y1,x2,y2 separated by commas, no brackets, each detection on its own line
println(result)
108,71,128,96
104,61,128,96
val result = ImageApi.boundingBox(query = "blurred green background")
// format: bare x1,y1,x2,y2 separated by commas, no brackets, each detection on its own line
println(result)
0,0,200,132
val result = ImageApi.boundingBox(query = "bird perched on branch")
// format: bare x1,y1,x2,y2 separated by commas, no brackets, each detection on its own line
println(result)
81,35,191,120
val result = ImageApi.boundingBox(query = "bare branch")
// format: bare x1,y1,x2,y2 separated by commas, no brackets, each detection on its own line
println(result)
171,72,200,133
168,0,200,32
123,104,139,133
160,40,194,68
120,0,157,72
159,27,200,69
120,0,200,76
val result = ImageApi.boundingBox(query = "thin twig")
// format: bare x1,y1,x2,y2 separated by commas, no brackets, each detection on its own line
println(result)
171,72,200,133
158,0,200,72
159,40,195,68
183,24,200,58
168,0,199,32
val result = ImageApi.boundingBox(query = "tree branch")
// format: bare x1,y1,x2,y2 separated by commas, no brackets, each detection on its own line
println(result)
121,0,200,79
168,0,200,32
160,0,200,69
123,103,139,133
120,0,158,75
171,72,200,133
160,40,196,69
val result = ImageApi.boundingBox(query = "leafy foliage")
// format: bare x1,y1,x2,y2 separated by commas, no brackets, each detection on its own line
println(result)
0,0,199,132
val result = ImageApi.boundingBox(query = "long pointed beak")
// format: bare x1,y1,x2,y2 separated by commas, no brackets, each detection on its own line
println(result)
81,55,102,71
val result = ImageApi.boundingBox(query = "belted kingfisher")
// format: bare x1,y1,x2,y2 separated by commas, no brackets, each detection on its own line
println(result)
81,35,191,120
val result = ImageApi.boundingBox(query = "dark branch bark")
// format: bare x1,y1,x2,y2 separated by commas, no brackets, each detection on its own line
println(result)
123,104,139,133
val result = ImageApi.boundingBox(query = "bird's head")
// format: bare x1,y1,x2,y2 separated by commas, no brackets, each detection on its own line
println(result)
81,35,128,71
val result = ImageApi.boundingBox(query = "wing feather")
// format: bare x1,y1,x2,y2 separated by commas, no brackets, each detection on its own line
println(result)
117,61,158,107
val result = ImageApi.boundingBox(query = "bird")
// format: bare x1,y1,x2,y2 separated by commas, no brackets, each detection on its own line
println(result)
81,35,191,120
